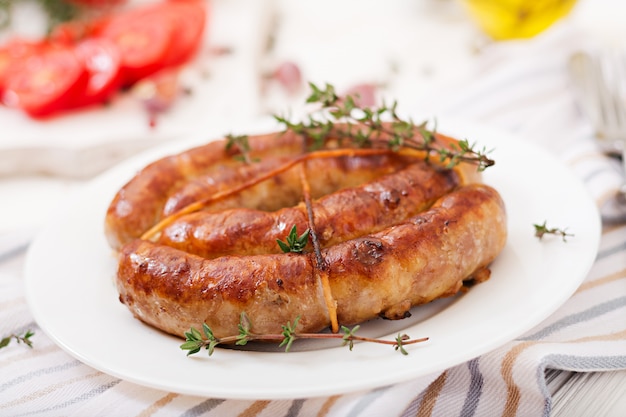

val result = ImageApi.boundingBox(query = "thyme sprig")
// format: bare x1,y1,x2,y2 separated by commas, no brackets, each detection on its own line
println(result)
276,224,310,253
181,313,428,357
0,329,34,350
274,82,494,171
534,221,574,242
225,134,256,164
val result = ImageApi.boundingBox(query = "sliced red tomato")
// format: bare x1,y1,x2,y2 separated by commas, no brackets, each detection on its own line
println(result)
2,45,89,118
48,16,112,45
1,0,209,118
99,6,173,86
0,38,45,96
160,0,208,67
73,37,122,107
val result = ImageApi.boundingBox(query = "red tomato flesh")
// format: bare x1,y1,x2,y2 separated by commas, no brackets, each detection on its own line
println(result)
48,16,112,45
2,46,89,118
0,39,45,95
160,0,208,67
73,37,122,106
100,7,172,86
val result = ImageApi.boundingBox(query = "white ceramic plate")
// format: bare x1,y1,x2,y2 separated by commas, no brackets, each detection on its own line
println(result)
24,120,601,400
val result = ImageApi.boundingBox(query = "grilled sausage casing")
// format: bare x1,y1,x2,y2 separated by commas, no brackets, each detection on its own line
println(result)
156,160,462,258
106,131,417,250
105,130,481,251
116,184,507,338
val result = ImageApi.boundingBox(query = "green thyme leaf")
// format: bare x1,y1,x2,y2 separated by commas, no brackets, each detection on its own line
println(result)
277,225,309,253
0,337,10,349
394,334,409,356
225,134,258,164
534,221,573,242
279,316,300,352
207,340,219,356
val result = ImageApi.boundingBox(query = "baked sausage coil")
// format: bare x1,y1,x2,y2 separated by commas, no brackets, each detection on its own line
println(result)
106,128,507,339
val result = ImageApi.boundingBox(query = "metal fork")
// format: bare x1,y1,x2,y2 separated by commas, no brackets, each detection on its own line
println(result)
569,50,626,204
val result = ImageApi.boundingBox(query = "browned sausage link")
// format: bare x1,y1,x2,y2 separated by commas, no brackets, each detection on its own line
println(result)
116,241,330,339
105,143,413,250
116,183,506,338
157,161,461,258
105,127,482,251
329,183,507,324
161,153,414,216
105,130,305,250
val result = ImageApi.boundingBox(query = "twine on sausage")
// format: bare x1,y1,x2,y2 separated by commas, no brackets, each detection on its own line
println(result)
298,162,339,333
139,147,419,242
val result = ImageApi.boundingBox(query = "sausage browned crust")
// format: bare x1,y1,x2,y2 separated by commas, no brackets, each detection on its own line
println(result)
156,160,462,258
116,184,506,338
106,132,407,249
104,129,481,250
107,128,505,339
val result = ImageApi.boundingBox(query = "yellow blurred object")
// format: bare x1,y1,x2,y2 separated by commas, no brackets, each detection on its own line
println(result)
460,0,578,40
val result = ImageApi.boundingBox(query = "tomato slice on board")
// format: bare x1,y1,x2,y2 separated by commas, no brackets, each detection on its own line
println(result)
73,37,122,107
2,46,89,118
99,6,173,86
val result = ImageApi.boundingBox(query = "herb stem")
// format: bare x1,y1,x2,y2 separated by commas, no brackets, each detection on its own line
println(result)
534,221,573,241
141,147,397,241
291,332,429,346
215,332,427,345
181,313,429,357
275,82,495,171
0,329,34,350
298,163,338,333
